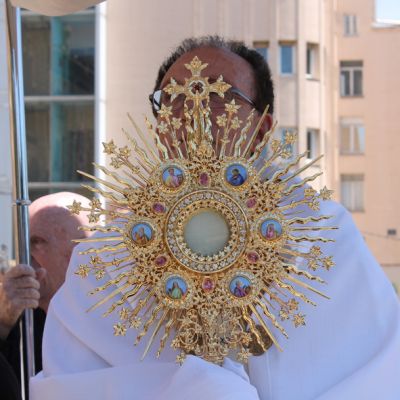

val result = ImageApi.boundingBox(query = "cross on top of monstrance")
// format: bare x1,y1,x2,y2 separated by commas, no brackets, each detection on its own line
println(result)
163,56,231,153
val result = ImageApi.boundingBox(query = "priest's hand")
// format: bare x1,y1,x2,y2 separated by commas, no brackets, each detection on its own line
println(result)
0,264,45,340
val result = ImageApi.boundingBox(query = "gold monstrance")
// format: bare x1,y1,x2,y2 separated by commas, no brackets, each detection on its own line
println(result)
69,57,336,365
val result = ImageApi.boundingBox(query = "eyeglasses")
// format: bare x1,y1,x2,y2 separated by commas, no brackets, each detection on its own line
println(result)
149,87,256,113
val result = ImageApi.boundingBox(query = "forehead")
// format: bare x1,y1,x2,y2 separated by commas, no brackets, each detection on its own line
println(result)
160,46,255,95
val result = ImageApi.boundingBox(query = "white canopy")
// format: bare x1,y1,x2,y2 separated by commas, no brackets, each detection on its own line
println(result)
10,0,105,16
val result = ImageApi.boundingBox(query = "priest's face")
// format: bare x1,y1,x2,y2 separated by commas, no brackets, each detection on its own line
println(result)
157,46,272,156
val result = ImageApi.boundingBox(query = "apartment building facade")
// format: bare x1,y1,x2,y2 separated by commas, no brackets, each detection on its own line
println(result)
336,0,400,286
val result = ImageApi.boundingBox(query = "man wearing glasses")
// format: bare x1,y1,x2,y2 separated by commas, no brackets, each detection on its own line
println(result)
30,36,400,400
150,37,273,157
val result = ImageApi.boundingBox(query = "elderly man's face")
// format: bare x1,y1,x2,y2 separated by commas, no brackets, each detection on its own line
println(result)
29,207,77,311
158,46,272,156
28,193,90,312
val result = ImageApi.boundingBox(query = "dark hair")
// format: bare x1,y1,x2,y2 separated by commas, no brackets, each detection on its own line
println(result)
153,35,274,115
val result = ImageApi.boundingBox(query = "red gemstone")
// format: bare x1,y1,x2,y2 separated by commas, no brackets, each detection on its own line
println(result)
246,198,257,208
247,252,259,263
199,172,209,186
202,277,215,293
155,256,167,267
153,202,166,214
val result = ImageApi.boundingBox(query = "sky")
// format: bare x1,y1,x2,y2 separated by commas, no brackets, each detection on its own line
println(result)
375,0,400,21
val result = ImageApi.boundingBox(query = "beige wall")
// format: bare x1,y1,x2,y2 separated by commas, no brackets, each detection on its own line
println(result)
105,0,195,144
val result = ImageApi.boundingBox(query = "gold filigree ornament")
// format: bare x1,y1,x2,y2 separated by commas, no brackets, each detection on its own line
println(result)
68,56,337,365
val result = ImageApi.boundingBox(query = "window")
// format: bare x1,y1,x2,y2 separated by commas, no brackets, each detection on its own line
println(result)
306,43,319,79
340,120,365,154
306,129,320,159
306,46,312,77
22,11,95,200
341,174,364,211
280,43,295,75
340,61,363,96
280,127,297,159
343,14,357,36
253,41,268,62
26,102,94,182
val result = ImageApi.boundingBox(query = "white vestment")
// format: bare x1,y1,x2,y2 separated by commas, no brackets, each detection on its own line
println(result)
30,200,400,399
